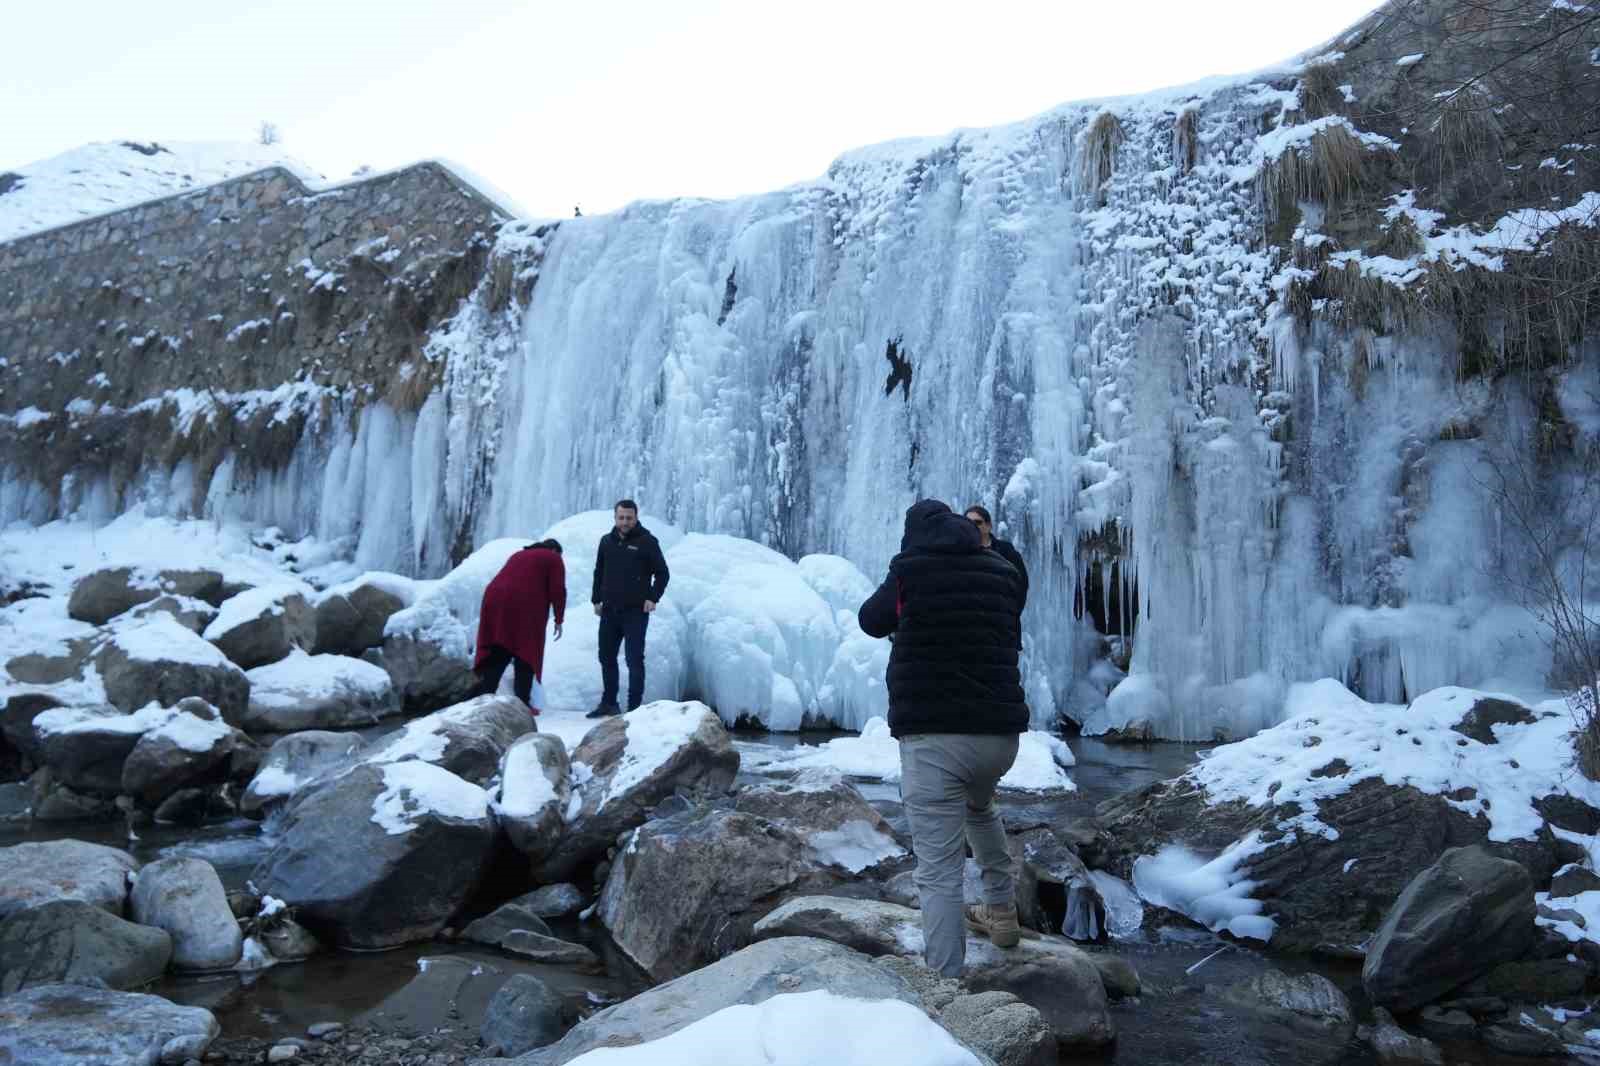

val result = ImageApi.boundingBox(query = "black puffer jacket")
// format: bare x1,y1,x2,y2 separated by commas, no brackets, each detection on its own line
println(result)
591,524,670,609
858,500,1027,737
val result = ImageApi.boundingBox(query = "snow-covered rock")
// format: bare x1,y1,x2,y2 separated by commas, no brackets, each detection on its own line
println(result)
94,614,250,723
240,649,399,732
29,704,150,794
0,982,220,1066
66,565,224,626
0,840,138,921
0,899,172,994
240,729,364,817
359,694,532,786
535,701,739,883
129,857,243,971
731,770,906,875
119,701,242,806
204,584,316,669
492,733,569,863
123,593,219,634
312,572,415,656
249,760,494,948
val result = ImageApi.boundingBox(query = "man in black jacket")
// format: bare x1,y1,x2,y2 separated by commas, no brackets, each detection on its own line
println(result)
859,499,1028,977
587,499,670,717
964,504,1028,609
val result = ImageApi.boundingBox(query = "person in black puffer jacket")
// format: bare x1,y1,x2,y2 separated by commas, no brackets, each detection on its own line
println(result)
587,499,670,717
858,499,1028,977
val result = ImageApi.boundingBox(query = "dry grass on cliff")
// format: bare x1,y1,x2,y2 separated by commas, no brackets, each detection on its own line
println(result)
1173,108,1199,175
1264,122,1383,213
1077,111,1126,205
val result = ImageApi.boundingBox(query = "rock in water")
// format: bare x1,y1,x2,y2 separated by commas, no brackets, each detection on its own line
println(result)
1362,845,1535,1012
517,883,587,919
120,703,241,806
535,701,739,883
250,760,495,948
1221,968,1353,1034
481,973,566,1056
0,839,138,920
0,982,219,1065
0,899,173,993
130,857,243,971
938,990,1055,1066
240,729,365,816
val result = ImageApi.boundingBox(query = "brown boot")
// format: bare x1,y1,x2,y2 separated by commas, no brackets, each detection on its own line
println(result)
965,903,1022,948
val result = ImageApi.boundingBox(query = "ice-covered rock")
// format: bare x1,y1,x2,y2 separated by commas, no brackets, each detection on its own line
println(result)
492,732,569,863
240,729,365,816
0,982,219,1066
129,857,243,971
0,899,173,994
240,649,399,732
250,760,495,948
731,769,906,875
1221,968,1354,1035
94,613,250,723
534,701,739,883
204,584,317,669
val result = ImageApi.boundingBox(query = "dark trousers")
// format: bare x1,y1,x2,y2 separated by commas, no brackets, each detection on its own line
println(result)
598,607,649,710
473,645,534,707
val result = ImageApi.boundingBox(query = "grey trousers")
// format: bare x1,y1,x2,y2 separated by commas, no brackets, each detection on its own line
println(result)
898,732,1020,977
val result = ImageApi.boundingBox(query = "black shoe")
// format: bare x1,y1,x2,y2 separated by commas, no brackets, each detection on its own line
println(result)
586,702,622,719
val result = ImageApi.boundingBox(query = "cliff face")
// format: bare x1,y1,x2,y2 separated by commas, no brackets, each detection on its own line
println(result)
2,0,1595,737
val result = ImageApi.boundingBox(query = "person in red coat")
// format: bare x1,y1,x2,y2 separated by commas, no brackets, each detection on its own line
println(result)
471,539,566,712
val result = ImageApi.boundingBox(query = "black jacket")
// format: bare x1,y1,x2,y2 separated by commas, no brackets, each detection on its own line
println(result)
858,500,1027,738
591,524,670,609
989,537,1028,609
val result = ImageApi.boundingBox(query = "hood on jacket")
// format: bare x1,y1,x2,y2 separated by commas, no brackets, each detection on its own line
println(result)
899,499,981,554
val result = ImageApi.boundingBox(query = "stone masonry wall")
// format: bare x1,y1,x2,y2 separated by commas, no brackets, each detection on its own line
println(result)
0,162,513,417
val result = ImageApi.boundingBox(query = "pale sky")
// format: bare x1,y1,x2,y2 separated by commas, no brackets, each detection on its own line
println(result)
4,0,1381,218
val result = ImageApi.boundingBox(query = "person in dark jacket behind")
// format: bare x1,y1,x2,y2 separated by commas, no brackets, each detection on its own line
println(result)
587,499,670,717
858,499,1028,977
964,504,1028,609
470,539,566,714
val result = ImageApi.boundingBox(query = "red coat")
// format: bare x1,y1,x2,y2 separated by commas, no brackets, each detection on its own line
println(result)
474,547,566,677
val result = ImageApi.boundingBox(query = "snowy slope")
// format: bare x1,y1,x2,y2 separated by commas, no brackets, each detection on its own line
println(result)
0,140,323,242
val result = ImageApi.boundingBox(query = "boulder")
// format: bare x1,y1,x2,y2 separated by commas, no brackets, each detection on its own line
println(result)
0,839,138,920
939,990,1056,1066
752,895,1115,1048
260,917,322,962
1099,772,1563,953
535,701,740,883
240,650,400,732
1481,1020,1567,1057
2,691,61,762
517,883,586,919
153,787,214,826
1416,1005,1477,1039
204,585,317,669
120,704,242,806
250,760,496,948
130,857,243,971
1551,864,1600,896
381,625,478,714
1362,1007,1443,1065
500,929,602,967
361,695,533,786
124,594,219,634
1469,957,1588,1001
31,775,118,821
1088,954,1141,998
1362,845,1536,1012
481,973,566,1057
1014,826,1102,939
313,575,410,656
0,899,173,993
1220,968,1354,1034
597,806,840,980
732,769,907,874
0,983,220,1066
493,733,569,863
241,730,365,816
5,638,93,685
496,937,919,1066
29,704,145,793
95,615,250,723
460,901,553,946
1452,697,1537,744
66,566,161,624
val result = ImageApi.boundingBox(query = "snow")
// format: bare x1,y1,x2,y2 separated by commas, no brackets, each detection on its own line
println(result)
741,717,1077,791
809,819,907,873
1536,889,1600,944
143,706,230,753
563,989,980,1066
0,140,322,243
34,700,225,753
496,734,558,818
1395,53,1426,67
111,614,238,669
370,760,488,834
1186,681,1600,843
